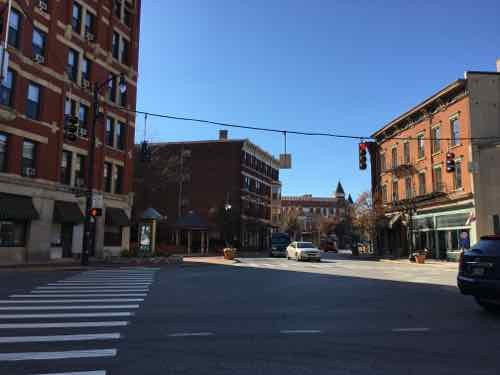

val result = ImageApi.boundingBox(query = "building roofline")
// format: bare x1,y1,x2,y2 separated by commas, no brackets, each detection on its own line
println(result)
371,79,466,138
143,139,247,147
465,71,500,76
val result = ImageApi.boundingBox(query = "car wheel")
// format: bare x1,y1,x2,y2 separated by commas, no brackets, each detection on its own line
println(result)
475,297,500,312
296,253,300,261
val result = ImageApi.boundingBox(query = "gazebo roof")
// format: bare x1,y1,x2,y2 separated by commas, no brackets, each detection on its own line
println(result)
175,211,209,230
140,207,164,221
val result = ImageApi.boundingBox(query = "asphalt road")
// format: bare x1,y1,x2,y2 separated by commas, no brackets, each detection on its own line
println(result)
0,255,499,375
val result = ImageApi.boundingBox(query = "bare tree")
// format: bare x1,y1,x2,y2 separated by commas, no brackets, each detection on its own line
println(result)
280,212,301,240
352,191,378,243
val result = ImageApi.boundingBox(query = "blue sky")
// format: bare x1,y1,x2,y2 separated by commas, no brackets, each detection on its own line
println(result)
136,0,500,199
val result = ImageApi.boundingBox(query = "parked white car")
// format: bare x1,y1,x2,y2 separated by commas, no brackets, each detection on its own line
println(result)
286,241,322,262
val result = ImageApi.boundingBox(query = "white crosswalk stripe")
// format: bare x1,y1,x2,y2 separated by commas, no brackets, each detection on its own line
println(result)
0,268,158,374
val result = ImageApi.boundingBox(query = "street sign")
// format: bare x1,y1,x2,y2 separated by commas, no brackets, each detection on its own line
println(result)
91,193,103,209
279,153,292,169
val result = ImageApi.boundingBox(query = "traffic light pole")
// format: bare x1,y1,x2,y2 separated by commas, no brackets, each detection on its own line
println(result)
81,86,99,266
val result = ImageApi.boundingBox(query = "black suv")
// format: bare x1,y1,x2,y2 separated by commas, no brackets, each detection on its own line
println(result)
458,235,500,311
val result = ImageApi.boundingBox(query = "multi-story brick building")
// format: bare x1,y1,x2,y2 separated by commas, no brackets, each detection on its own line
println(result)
0,0,141,264
281,182,353,242
133,137,281,252
371,63,500,260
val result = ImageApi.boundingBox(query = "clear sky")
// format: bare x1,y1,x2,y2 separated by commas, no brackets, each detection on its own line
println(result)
135,0,500,200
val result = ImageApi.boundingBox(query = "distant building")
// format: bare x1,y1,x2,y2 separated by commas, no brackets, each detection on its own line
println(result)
0,1,141,264
371,62,500,260
281,182,352,241
133,137,281,252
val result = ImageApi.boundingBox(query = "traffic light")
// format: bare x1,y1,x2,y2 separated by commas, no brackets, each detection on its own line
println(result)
65,115,79,142
89,208,102,217
446,151,455,173
359,142,368,170
140,140,152,162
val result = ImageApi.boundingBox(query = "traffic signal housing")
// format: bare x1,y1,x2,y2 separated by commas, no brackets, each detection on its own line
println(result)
446,151,455,173
89,208,103,218
140,140,152,162
65,115,79,142
359,142,368,170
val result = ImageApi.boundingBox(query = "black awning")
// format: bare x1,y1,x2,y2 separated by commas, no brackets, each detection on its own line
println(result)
106,207,130,227
53,201,84,224
0,193,39,221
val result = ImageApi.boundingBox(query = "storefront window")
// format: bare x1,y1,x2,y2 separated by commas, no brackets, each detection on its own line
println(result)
104,225,122,247
0,221,26,247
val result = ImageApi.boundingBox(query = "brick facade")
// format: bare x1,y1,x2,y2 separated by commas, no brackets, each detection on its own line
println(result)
0,0,141,264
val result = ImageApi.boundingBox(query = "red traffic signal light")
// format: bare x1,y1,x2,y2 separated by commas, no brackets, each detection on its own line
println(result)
359,142,368,170
446,152,455,173
89,208,102,217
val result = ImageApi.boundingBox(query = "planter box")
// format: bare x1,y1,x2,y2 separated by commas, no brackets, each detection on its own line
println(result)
223,248,236,260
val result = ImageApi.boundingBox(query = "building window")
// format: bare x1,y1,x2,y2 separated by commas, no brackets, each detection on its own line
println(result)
116,122,125,150
433,166,443,192
84,11,95,35
120,38,129,65
451,117,460,146
454,159,462,189
0,221,26,247
114,165,123,194
392,180,398,202
391,147,397,169
78,104,89,130
403,142,410,164
32,28,47,58
124,5,132,26
405,176,412,199
417,133,425,159
119,85,127,107
81,57,91,82
379,153,386,172
26,83,41,120
104,162,112,192
104,225,122,247
108,74,117,102
64,98,77,117
67,49,79,82
381,185,387,203
0,133,7,172
0,69,15,107
244,176,250,190
75,154,85,187
60,150,72,185
21,140,36,177
418,172,426,196
106,117,115,147
8,9,21,48
112,32,120,60
431,126,441,153
72,2,83,34
113,0,122,19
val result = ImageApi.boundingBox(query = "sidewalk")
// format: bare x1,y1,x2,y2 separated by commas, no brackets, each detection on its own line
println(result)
0,255,184,272
183,256,239,266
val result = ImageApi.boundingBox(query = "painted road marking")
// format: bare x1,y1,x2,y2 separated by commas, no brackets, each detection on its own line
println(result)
11,294,148,298
0,321,129,329
0,299,144,303
32,371,106,375
280,330,323,334
51,282,151,285
0,305,139,311
168,332,214,337
36,286,150,290
31,290,148,294
0,333,121,344
0,349,117,361
391,328,430,332
0,312,134,319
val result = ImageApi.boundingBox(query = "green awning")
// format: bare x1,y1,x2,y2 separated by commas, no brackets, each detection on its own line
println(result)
0,193,39,221
106,207,130,227
53,201,84,224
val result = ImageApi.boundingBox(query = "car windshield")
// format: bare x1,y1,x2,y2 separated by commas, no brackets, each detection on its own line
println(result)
297,242,315,249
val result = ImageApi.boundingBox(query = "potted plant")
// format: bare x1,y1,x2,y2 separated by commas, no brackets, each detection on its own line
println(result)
414,248,428,264
223,247,236,260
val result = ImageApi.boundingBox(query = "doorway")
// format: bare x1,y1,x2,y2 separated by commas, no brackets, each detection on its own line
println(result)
61,224,74,258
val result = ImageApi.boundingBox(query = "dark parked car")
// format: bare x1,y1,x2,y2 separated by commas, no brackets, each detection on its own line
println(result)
457,235,500,311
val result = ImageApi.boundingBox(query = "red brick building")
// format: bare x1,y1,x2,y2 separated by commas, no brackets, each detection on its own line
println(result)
133,138,281,253
0,0,141,264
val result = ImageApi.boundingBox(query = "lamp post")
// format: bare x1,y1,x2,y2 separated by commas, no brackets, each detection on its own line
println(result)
81,73,127,266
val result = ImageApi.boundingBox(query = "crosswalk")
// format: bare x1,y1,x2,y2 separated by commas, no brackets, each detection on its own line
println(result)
0,267,159,375
236,259,335,270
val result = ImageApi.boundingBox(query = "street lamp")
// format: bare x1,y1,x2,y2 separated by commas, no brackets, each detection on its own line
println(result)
81,73,127,266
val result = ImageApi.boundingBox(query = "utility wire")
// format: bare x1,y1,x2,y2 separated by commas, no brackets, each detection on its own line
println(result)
108,104,500,143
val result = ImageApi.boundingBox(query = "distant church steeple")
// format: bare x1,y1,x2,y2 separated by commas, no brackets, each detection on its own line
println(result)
347,194,354,204
335,181,345,199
